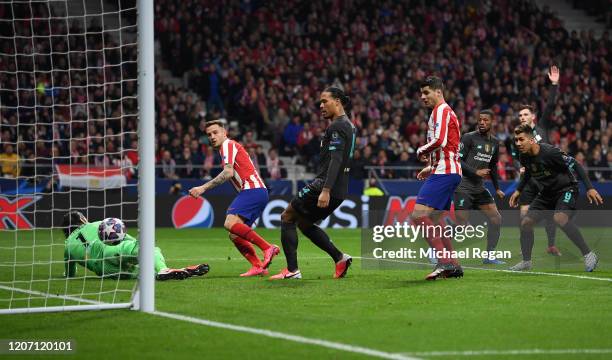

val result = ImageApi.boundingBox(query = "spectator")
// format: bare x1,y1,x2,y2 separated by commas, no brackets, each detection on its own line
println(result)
248,146,267,177
349,149,366,179
0,144,20,178
159,150,178,180
363,178,385,197
393,151,412,179
304,126,323,171
176,147,199,178
202,146,219,179
374,149,391,179
297,122,314,149
189,139,204,166
126,140,139,166
282,116,303,155
3,1,610,183
607,152,612,180
588,148,608,182
115,153,136,180
242,131,259,153
266,148,285,180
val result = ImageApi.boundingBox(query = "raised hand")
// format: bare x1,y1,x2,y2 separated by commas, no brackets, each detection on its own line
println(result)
548,65,559,85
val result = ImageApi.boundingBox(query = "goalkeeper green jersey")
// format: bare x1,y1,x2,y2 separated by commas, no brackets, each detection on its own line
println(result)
64,221,167,279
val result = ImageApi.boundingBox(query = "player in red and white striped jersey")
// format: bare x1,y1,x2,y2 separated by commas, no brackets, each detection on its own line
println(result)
219,136,267,191
189,121,280,277
412,76,464,280
417,102,462,175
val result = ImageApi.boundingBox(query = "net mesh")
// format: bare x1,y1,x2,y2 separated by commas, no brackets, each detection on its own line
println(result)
0,0,139,311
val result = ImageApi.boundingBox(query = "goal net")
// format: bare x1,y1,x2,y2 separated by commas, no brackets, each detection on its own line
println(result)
0,0,144,314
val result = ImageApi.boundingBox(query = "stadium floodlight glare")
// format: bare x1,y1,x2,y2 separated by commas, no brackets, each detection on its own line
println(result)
0,0,154,314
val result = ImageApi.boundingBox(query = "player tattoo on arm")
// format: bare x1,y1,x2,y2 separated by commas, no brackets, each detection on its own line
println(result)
188,164,234,197
205,164,234,190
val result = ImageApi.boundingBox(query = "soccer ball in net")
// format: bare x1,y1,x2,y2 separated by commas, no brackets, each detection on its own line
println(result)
98,218,127,245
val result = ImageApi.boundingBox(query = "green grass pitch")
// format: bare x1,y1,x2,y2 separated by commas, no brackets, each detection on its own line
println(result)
1,227,612,359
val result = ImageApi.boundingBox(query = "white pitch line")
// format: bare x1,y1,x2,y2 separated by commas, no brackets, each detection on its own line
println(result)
167,256,612,282
354,256,612,282
0,284,102,305
402,348,612,357
153,310,419,360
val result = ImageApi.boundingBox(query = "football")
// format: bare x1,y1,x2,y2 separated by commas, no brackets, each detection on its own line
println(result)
98,218,126,245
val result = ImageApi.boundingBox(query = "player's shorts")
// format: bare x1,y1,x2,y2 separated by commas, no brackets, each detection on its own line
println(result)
454,188,495,210
526,187,578,222
290,179,344,223
416,174,462,211
227,188,269,226
518,180,541,206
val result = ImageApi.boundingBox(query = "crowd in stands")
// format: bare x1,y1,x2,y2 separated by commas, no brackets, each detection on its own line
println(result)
0,2,138,185
0,0,610,184
152,0,610,181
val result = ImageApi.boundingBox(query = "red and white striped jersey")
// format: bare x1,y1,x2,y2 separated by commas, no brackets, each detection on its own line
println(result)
219,139,266,191
417,102,462,175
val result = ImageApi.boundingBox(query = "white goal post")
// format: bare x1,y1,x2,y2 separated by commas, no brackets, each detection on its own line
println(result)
0,0,154,314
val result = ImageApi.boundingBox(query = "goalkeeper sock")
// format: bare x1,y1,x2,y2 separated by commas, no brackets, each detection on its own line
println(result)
300,224,343,263
230,223,271,251
230,235,262,267
560,222,590,256
281,222,299,272
545,216,557,247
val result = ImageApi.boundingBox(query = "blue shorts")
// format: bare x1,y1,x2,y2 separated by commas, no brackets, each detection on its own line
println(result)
227,188,269,226
416,174,462,210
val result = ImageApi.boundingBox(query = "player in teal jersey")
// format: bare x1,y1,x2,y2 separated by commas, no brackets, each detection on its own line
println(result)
62,211,209,280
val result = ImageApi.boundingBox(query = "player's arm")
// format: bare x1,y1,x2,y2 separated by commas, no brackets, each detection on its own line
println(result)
565,155,603,205
189,142,235,197
103,238,140,275
510,155,531,207
516,161,531,193
417,106,449,158
489,142,502,197
319,125,347,207
510,154,530,207
539,66,559,130
505,137,522,170
566,156,593,189
64,247,77,278
190,163,233,196
458,134,478,178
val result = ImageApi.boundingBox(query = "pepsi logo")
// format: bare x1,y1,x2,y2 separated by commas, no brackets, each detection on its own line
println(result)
172,196,215,228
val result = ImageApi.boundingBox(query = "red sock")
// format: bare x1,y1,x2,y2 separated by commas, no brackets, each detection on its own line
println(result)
414,216,450,264
437,219,460,266
230,223,271,251
441,236,459,266
231,235,262,267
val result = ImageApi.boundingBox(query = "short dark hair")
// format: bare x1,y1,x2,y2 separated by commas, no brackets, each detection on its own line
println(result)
62,210,87,238
323,86,352,114
519,104,536,114
204,120,225,129
420,76,444,91
479,109,495,119
514,124,534,137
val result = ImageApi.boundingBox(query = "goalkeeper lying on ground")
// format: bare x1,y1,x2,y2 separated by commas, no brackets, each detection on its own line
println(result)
62,211,209,280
